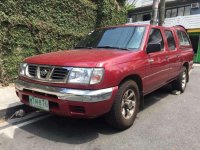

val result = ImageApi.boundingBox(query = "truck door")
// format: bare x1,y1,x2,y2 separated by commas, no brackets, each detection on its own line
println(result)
144,28,170,94
164,30,180,79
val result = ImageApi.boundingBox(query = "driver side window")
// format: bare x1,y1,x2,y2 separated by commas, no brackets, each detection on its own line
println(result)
148,28,164,51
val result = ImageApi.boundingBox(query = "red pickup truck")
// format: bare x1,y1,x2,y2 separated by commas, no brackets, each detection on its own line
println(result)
15,24,193,129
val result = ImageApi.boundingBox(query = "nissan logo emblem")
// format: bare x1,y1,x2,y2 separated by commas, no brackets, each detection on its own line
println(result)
40,69,48,76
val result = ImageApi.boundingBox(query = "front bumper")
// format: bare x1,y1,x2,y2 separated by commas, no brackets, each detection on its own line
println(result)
15,79,118,118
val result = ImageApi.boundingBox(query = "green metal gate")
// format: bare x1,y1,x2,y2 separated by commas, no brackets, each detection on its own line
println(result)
195,37,200,63
189,33,200,63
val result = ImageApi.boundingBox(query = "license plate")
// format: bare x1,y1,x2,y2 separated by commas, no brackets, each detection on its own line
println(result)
29,96,49,111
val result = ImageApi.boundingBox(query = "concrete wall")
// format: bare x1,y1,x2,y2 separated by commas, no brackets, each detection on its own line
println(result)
133,0,177,8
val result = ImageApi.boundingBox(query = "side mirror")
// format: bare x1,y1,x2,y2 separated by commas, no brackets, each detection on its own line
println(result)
146,43,161,54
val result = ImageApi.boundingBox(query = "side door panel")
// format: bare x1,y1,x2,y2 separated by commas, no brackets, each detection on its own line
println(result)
168,50,181,78
143,27,170,94
144,51,169,94
164,29,181,79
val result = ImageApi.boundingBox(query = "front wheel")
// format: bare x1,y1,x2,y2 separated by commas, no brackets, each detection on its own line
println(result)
105,80,140,130
172,66,188,93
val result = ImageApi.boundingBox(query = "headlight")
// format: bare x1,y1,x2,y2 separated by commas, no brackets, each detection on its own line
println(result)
18,63,27,76
68,68,104,84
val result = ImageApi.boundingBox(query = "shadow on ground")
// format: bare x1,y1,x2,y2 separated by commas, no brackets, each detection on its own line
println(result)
0,105,36,120
16,85,172,144
144,84,172,109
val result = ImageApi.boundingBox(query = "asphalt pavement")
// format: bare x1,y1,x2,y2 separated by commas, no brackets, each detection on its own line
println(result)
0,67,200,150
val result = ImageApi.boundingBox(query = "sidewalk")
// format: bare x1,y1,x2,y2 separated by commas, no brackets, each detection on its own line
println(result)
0,84,21,110
194,63,200,67
0,84,25,119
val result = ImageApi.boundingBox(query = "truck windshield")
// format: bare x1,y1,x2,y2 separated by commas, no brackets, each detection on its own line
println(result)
75,26,146,50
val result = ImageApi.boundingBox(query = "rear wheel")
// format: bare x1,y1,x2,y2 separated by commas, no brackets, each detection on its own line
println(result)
172,66,188,93
106,80,139,130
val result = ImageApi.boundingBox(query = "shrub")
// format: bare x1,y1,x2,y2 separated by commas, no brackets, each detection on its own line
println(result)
0,0,127,85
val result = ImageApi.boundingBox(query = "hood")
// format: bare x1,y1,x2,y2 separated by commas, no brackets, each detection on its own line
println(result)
24,49,133,67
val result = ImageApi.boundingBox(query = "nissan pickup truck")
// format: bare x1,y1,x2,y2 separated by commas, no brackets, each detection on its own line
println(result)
15,24,194,130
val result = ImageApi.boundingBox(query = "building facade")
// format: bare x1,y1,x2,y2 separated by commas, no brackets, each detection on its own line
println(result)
128,0,200,63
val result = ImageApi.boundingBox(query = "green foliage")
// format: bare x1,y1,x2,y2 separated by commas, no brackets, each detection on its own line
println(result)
116,0,126,6
0,0,127,85
96,0,127,27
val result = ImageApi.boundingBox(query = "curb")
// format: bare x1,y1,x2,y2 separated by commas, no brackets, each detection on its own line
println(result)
0,104,36,120
194,64,200,67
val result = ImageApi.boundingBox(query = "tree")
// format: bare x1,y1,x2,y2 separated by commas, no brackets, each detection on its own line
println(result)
159,0,166,26
150,0,159,25
151,0,166,26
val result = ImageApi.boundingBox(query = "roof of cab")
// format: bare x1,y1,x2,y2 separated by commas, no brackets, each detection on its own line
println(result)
97,24,150,30
97,24,186,32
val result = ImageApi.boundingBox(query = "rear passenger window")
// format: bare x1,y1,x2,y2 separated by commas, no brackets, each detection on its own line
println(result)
148,28,164,50
165,30,176,50
182,32,190,45
177,30,190,46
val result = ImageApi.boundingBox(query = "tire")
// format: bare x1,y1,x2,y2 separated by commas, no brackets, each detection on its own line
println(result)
172,66,188,93
105,80,140,130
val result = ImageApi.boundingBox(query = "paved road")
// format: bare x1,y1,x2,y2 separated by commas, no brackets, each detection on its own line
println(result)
0,67,200,150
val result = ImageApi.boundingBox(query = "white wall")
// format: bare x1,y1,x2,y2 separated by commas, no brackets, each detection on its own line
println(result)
127,14,200,29
128,0,176,8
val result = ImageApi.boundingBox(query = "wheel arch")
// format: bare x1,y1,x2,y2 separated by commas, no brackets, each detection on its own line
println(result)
119,74,143,93
118,74,144,110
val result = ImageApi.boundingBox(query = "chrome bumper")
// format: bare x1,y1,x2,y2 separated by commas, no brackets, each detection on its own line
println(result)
15,80,114,102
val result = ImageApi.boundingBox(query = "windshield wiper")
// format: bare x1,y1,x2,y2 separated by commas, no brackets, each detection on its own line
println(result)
96,46,130,51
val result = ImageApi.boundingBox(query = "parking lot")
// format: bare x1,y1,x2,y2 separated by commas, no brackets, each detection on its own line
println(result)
0,67,200,150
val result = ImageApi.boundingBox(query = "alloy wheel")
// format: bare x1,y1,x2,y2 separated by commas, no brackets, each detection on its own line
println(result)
121,89,136,119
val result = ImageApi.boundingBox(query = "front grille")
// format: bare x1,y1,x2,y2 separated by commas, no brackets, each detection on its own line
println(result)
26,64,70,83
28,65,37,77
51,68,69,80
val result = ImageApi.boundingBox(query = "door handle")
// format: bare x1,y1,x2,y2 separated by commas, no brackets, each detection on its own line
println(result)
148,58,154,63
